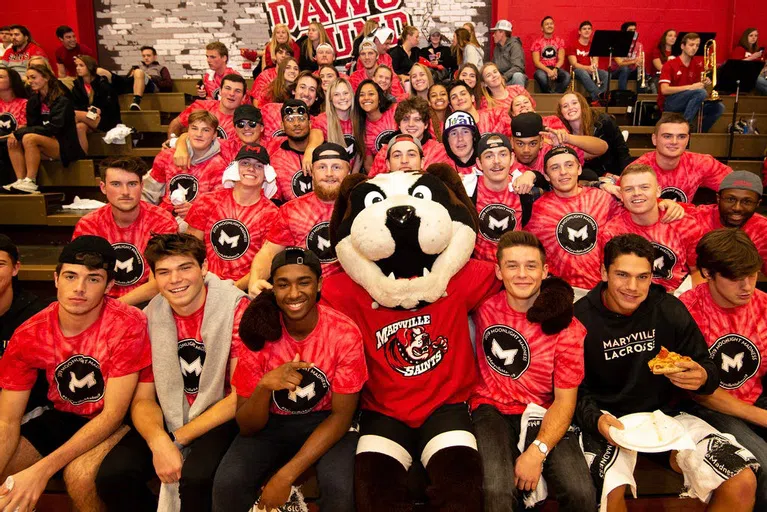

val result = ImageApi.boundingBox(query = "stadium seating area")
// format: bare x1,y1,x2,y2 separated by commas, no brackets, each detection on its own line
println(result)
2,75,763,510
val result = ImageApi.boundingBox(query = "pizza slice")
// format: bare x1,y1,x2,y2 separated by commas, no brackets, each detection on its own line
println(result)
647,346,692,375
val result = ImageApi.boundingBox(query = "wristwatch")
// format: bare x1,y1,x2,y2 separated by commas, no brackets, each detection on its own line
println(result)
532,439,549,459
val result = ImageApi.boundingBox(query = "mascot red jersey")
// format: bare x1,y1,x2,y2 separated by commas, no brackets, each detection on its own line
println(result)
322,164,499,511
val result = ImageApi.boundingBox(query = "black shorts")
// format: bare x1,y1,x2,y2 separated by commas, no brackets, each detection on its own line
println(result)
20,408,89,457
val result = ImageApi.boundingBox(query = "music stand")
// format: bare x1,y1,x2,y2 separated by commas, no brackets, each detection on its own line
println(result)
590,30,636,115
717,60,765,162
671,32,716,57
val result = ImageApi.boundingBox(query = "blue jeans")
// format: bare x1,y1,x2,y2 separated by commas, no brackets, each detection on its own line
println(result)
472,404,596,512
756,75,767,96
508,72,528,87
686,404,767,510
614,66,634,90
534,68,570,93
663,88,725,132
212,412,357,512
574,68,608,100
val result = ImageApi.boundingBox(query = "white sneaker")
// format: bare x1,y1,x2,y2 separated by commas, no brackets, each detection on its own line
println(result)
129,102,141,111
11,178,39,194
2,179,22,192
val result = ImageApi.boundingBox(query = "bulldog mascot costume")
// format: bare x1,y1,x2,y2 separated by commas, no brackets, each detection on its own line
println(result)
239,164,574,510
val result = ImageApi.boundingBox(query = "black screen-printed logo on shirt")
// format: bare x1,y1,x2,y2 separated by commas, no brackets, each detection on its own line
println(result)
659,187,688,203
375,130,397,152
541,45,558,61
556,213,599,255
343,134,358,157
291,170,313,198
112,243,144,286
210,219,251,261
272,366,330,414
272,128,286,138
212,88,221,101
478,204,517,242
650,242,677,280
178,338,206,395
306,221,336,263
54,355,106,406
708,334,761,390
216,126,228,139
169,174,200,203
482,324,530,379
0,112,18,135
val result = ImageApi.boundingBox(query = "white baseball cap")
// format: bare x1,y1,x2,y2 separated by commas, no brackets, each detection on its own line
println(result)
491,20,513,32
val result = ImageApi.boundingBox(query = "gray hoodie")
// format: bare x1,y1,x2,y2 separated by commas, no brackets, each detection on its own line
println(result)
493,36,525,80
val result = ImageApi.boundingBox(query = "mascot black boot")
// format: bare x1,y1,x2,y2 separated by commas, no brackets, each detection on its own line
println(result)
355,452,413,512
425,446,483,512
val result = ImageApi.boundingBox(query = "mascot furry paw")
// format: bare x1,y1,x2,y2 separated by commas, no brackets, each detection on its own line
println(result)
321,165,494,511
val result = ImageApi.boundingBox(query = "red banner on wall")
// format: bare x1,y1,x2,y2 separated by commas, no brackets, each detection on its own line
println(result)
264,0,412,61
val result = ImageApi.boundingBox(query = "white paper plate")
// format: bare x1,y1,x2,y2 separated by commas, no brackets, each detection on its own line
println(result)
609,412,686,453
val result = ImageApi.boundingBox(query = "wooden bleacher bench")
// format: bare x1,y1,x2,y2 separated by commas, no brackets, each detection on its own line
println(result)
38,160,98,188
86,133,134,157
16,244,63,281
171,78,255,96
0,193,66,225
119,93,186,113
120,110,165,133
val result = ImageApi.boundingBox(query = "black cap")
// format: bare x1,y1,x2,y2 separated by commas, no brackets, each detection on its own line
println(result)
235,143,270,165
312,142,351,163
0,234,18,264
511,112,544,138
477,133,512,156
543,145,579,169
281,99,310,119
234,105,263,124
270,247,322,280
59,235,116,270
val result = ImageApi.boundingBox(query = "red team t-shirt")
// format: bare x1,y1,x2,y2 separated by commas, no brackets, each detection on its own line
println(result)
470,291,586,414
0,299,150,418
72,202,178,297
1,43,48,70
531,36,567,68
691,205,767,275
658,56,705,109
150,147,229,212
363,108,397,157
268,140,314,202
368,137,453,177
473,178,524,262
525,187,624,290
680,285,767,404
186,188,280,281
321,259,501,427
259,102,286,148
633,151,732,203
311,113,357,160
203,67,239,101
232,305,368,415
0,97,27,135
55,43,96,77
178,100,237,140
266,192,341,277
249,68,278,106
141,297,249,405
476,108,512,138
600,209,701,291
568,40,597,67
479,86,534,113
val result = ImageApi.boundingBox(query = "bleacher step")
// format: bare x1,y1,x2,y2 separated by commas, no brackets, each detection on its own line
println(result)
121,111,164,133
119,93,186,113
16,244,62,281
0,193,66,225
38,160,98,187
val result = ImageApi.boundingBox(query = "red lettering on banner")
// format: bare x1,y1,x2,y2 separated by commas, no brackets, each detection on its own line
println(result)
300,0,331,26
266,0,297,31
326,25,355,57
375,0,401,10
383,11,409,34
326,0,371,22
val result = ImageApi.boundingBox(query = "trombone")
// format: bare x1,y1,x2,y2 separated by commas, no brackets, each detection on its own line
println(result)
702,40,719,100
591,57,601,87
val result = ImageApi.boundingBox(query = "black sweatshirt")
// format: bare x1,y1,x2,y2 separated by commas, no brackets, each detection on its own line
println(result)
574,282,719,436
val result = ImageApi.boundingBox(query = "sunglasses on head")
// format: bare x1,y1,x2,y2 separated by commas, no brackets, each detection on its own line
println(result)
283,106,308,118
236,120,260,128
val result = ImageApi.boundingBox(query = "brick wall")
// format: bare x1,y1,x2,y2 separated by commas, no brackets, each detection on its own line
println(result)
94,0,491,78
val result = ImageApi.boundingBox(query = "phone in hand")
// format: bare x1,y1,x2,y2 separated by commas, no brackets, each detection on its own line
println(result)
86,106,99,120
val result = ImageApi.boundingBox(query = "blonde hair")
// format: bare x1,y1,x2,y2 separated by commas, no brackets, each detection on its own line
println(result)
463,22,481,46
409,63,434,97
264,24,293,71
362,20,379,38
479,62,506,108
304,22,330,63
325,78,357,151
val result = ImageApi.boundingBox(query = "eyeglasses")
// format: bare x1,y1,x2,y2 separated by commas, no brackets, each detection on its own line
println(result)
239,161,263,170
721,196,758,208
236,120,260,128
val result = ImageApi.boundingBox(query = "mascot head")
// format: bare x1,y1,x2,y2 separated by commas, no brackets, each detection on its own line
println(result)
330,164,478,309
